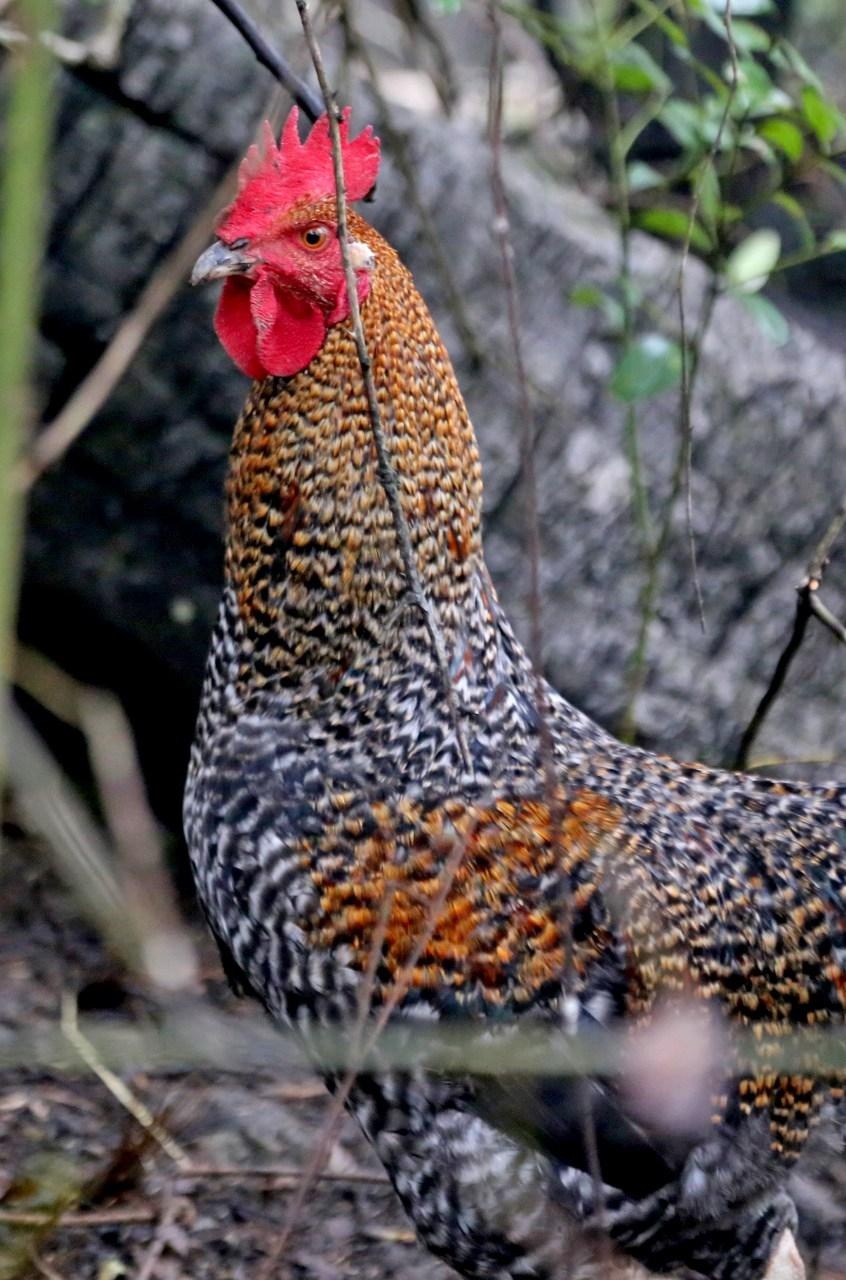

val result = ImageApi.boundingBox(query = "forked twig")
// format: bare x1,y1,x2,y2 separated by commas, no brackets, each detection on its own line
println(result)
734,496,846,771
294,0,470,774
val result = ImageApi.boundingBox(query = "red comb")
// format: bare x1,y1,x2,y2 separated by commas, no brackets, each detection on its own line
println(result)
217,106,380,241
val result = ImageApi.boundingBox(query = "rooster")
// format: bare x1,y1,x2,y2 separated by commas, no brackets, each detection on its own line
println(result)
185,107,846,1280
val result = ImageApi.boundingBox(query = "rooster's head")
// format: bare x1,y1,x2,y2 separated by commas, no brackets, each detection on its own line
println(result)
192,107,380,380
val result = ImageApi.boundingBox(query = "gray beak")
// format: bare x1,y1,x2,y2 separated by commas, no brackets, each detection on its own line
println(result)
190,240,252,286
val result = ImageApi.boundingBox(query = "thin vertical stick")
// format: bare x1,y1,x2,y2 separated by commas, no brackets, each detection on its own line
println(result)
294,0,470,773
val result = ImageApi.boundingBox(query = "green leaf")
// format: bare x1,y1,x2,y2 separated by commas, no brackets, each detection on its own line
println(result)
694,158,721,234
610,42,671,95
772,40,823,93
730,19,774,53
703,0,774,13
627,161,664,192
735,57,790,116
823,230,846,252
734,292,790,345
570,284,603,307
801,86,842,148
724,228,781,291
611,334,682,403
757,117,804,164
771,192,815,252
658,99,703,151
634,206,713,252
818,158,846,188
569,283,624,334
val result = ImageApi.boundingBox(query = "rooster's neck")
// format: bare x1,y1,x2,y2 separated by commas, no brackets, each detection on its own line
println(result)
223,219,485,696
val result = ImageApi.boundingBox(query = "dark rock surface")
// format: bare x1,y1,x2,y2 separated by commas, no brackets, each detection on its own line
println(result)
25,0,846,835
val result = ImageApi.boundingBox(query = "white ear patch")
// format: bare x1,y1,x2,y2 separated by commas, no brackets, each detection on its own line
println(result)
349,240,376,271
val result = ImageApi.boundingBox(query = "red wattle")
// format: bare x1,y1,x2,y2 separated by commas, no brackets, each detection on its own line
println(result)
250,274,327,378
214,271,328,380
214,276,265,379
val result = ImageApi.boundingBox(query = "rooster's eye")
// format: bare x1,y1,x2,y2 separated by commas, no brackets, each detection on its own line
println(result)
301,226,329,251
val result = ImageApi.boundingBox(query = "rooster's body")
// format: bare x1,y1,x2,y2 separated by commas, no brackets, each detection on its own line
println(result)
185,109,846,1280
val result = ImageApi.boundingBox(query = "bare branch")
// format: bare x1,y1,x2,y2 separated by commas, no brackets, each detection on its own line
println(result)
486,1,543,679
734,496,846,772
675,0,739,635
207,0,322,120
77,684,199,993
18,159,242,488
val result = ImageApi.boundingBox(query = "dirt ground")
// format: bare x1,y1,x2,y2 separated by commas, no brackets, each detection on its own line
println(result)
2,823,846,1280
0,824,453,1280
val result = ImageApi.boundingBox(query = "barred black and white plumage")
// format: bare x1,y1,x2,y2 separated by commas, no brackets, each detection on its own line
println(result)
185,108,845,1280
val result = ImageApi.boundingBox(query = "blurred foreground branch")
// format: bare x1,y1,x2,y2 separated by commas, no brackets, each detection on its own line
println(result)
18,159,242,489
5,1000,846,1079
0,0,54,755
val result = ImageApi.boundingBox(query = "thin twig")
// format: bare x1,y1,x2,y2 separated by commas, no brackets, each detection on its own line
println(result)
622,0,744,740
29,1253,68,1280
7,703,139,963
183,1164,388,1184
207,0,322,120
734,496,846,771
136,1196,184,1280
487,0,596,1237
77,685,199,993
60,992,192,1168
675,0,738,635
17,159,242,489
8,1002,846,1075
486,0,576,966
339,0,483,369
486,0,543,682
487,0,580,969
585,0,651,741
294,0,470,774
255,888,401,1279
0,1207,158,1228
0,0,53,738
